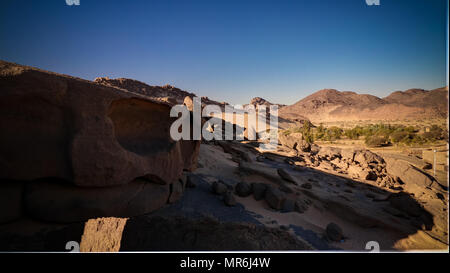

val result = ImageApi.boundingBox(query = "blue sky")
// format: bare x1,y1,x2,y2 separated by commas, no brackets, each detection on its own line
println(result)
0,0,447,105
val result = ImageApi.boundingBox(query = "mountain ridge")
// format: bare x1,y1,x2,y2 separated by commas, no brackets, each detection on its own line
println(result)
276,87,448,123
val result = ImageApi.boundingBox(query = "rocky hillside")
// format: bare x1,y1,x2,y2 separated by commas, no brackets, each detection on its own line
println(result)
279,87,448,123
95,77,227,108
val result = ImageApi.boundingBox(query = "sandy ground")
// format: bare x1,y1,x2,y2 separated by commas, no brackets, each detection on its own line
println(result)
191,142,449,252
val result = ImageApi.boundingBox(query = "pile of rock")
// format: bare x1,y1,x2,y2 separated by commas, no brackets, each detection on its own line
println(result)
210,180,311,214
287,146,401,189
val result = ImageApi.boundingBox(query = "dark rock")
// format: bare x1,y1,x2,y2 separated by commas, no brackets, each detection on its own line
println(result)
0,60,200,187
211,181,227,195
24,178,170,223
251,183,267,201
265,187,286,210
235,182,252,197
294,199,308,213
186,174,198,188
281,199,295,212
223,192,236,207
388,192,424,217
0,181,23,224
326,222,343,242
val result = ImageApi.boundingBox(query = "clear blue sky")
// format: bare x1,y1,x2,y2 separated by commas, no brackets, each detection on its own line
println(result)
0,0,447,105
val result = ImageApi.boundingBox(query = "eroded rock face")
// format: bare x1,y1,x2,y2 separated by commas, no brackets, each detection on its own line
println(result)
24,178,171,223
0,61,197,187
0,60,199,223
384,157,438,195
278,132,311,152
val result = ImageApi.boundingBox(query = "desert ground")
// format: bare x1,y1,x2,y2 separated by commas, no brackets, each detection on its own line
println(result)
0,60,448,252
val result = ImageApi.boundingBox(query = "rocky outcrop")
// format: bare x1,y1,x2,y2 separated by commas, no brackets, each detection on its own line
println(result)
278,132,311,152
80,217,128,252
384,157,439,195
94,77,227,109
0,60,199,223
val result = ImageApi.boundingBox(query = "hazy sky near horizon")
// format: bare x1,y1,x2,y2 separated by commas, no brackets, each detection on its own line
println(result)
0,0,447,105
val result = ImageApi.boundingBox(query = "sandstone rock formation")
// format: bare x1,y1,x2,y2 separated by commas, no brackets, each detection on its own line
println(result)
0,60,200,223
278,132,311,152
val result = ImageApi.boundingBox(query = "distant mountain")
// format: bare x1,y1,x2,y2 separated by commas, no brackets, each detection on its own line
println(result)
279,87,448,123
247,97,286,109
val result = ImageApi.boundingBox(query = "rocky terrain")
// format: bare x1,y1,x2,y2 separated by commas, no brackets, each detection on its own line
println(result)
94,77,228,109
192,135,448,250
279,87,448,123
0,61,310,251
0,60,447,252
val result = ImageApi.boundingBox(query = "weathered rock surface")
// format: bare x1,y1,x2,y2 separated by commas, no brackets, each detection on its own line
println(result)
0,181,23,224
384,157,438,195
0,60,199,187
278,132,311,152
252,183,267,201
120,215,314,251
239,161,285,184
0,60,201,224
80,217,128,252
24,178,171,223
347,165,377,181
326,223,343,242
265,186,286,210
235,182,252,197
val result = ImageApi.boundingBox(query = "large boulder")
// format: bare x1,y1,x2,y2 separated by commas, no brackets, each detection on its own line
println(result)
0,60,199,187
384,157,438,195
278,132,311,152
24,178,171,223
354,150,384,166
326,222,343,242
251,183,267,201
235,182,252,197
347,165,377,181
265,186,286,210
